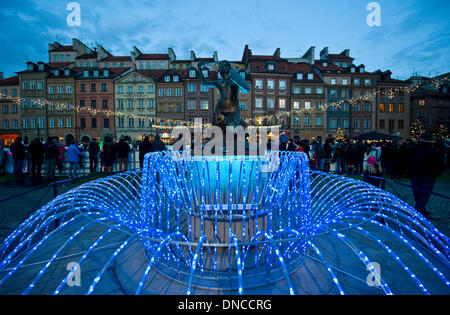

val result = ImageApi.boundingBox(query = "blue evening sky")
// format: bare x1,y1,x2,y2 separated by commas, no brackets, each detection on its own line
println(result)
0,0,449,79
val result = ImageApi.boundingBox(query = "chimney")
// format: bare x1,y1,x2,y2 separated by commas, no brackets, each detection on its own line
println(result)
320,47,328,61
301,46,315,65
213,51,218,62
168,48,176,63
190,50,196,61
273,48,281,58
341,49,350,57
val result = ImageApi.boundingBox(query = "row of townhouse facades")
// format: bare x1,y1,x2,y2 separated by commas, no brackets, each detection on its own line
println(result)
0,38,449,146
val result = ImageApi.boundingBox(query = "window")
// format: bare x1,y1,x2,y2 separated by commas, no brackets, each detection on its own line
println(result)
389,103,395,112
353,119,359,129
354,104,360,112
364,119,371,129
293,87,300,94
102,99,108,109
342,118,348,129
176,104,181,112
305,87,311,94
164,75,171,82
267,98,275,108
148,85,154,93
304,116,311,126
128,99,133,108
379,119,385,129
38,81,44,90
149,99,155,108
80,100,85,108
293,101,300,110
118,85,123,93
138,99,144,108
12,89,17,96
389,120,395,130
267,64,275,71
342,79,348,85
255,80,263,89
81,84,86,92
364,79,371,86
365,104,371,112
23,118,29,129
305,101,311,110
159,89,165,97
330,119,337,129
167,89,173,96
118,99,124,109
201,85,209,92
296,73,303,80
104,118,109,129
317,101,323,109
146,62,150,69
188,100,196,110
267,80,275,89
91,118,97,128
176,89,182,96
330,89,337,98
48,85,55,94
419,99,425,106
128,85,133,93
90,99,97,108
128,118,134,128
138,118,145,128
118,118,124,128
91,84,96,91
353,90,360,97
30,81,36,90
331,79,337,85
379,103,386,112
279,80,286,90
12,120,18,129
58,118,64,128
2,120,8,129
398,120,404,129
316,116,323,126
189,70,196,78
48,103,54,111
255,98,263,108
307,73,314,80
293,116,300,126
101,83,107,91
188,84,196,92
173,75,179,82
279,98,286,109
316,87,323,94
57,85,63,94
353,79,360,85
239,101,247,110
139,62,144,70
201,100,209,110
12,104,17,113
66,85,72,94
67,118,73,128
22,81,29,90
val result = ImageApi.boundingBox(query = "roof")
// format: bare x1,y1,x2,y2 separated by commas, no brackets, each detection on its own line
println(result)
313,60,346,72
136,54,169,60
49,45,74,52
101,56,132,62
288,63,323,82
47,62,75,68
328,53,354,61
0,75,20,86
76,52,98,59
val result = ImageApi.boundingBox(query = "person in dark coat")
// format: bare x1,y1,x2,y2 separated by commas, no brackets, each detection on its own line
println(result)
407,133,445,217
44,138,59,179
88,138,100,173
11,137,26,177
139,136,153,168
152,135,166,152
115,136,131,172
29,138,45,178
102,141,115,174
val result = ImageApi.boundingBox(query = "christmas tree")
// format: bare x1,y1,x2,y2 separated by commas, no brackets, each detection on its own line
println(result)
434,124,449,139
336,127,346,141
409,119,425,139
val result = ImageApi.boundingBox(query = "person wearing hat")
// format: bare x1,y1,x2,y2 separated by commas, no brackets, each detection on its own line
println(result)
407,133,445,217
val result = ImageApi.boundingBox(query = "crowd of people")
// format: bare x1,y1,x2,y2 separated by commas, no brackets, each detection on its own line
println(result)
0,134,167,180
279,133,448,217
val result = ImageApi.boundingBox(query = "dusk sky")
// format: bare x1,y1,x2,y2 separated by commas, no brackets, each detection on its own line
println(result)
1,0,449,79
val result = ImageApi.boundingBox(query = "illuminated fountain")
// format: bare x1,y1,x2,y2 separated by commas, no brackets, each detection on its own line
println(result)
0,151,449,295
